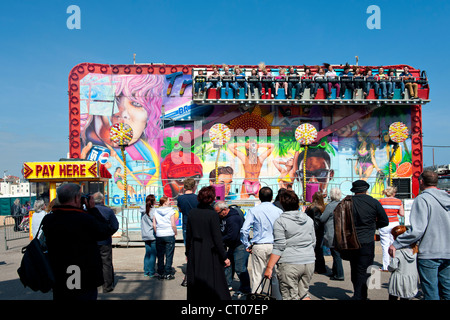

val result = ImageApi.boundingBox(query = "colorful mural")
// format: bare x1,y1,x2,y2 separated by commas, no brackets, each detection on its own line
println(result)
75,70,415,207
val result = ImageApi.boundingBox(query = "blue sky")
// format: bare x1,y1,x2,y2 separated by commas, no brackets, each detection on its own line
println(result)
0,0,449,177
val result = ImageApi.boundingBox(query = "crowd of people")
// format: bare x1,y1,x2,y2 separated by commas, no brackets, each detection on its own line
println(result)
193,63,427,100
141,170,447,301
16,169,448,301
17,186,119,300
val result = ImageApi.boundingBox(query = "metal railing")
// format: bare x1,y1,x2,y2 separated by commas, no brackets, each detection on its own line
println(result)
3,214,30,250
114,175,413,204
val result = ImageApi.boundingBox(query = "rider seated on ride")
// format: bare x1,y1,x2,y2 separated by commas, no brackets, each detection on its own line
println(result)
312,66,329,98
353,67,366,97
399,66,418,99
287,66,301,99
339,64,354,99
300,66,314,99
205,64,222,93
193,69,207,96
388,68,403,98
365,69,376,98
230,66,248,98
221,64,234,96
374,67,392,99
248,68,262,97
274,68,288,97
324,63,340,99
258,62,274,98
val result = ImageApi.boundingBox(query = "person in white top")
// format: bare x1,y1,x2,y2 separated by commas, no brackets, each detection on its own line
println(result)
324,63,341,99
31,199,47,239
153,196,178,280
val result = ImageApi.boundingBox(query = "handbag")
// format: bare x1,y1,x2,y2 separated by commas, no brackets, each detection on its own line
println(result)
246,277,276,301
17,222,55,293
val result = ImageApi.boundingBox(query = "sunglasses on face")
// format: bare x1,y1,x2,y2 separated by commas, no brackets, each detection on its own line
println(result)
296,169,330,181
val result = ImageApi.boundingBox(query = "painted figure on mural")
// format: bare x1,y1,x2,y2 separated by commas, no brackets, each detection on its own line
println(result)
160,150,203,199
227,140,274,199
80,74,165,192
273,153,299,189
114,167,136,197
354,131,382,181
295,147,335,198
208,166,237,200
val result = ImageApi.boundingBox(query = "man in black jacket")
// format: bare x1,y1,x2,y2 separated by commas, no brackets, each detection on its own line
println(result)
93,191,119,293
347,180,389,300
41,183,111,300
214,201,251,296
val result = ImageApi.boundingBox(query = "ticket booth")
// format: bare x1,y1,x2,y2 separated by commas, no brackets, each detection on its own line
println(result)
23,160,112,238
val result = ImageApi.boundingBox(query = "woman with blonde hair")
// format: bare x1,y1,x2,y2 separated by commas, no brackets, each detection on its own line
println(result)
378,186,404,271
258,62,274,98
274,68,288,97
305,191,327,274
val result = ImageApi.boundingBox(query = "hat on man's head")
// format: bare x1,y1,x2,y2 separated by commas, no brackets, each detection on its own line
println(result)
350,180,370,193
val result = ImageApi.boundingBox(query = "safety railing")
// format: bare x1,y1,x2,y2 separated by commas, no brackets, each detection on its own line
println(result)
3,214,30,250
112,175,413,204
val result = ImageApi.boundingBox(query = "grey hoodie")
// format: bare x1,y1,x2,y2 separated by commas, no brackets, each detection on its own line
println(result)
393,188,450,260
388,247,418,298
272,210,316,265
140,207,156,241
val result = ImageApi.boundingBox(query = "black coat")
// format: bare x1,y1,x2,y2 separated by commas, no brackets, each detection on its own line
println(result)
185,204,231,300
41,205,111,295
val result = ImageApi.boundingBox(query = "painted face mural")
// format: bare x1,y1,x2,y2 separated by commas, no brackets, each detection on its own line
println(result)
77,69,413,207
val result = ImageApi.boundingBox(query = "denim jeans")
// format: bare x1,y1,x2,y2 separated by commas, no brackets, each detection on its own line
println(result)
225,244,251,293
194,81,206,94
205,81,222,90
374,81,393,98
156,236,176,276
288,82,301,98
313,82,329,96
230,81,248,97
144,240,157,276
417,258,450,300
330,248,344,279
249,82,262,95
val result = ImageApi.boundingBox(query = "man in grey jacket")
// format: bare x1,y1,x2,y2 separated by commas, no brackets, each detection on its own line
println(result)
389,170,450,300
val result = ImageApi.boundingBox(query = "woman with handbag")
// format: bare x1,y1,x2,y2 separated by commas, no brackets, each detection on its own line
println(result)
264,190,316,300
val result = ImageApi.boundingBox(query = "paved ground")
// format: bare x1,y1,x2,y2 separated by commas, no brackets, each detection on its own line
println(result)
0,233,421,301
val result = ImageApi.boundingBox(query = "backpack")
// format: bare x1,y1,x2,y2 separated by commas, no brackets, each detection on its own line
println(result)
17,223,55,293
333,195,361,257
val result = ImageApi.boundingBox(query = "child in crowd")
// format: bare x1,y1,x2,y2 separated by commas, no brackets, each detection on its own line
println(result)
388,225,419,300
